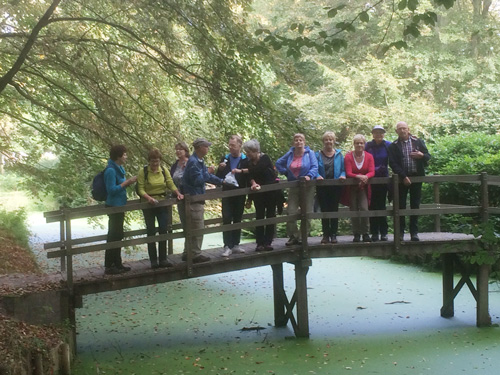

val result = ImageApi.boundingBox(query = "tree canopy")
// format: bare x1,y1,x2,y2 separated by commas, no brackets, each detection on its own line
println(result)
1,0,500,205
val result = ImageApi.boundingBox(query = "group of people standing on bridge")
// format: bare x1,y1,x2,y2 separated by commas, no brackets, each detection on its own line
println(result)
101,121,430,275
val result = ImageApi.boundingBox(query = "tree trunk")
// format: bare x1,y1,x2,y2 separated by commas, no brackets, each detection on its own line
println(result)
0,0,61,94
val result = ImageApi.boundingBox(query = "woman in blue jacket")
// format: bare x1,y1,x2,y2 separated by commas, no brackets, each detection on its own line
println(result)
316,131,345,244
275,133,318,246
104,144,137,275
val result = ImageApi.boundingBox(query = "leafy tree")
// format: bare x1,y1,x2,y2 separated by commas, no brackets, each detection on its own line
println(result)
0,0,305,205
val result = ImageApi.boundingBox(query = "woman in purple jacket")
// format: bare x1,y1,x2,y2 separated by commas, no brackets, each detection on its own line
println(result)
275,133,318,246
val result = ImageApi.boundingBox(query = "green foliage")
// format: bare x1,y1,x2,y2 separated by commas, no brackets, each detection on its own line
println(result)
427,133,500,208
0,208,31,248
463,219,500,267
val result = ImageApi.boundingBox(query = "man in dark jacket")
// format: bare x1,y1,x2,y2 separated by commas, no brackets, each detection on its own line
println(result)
182,137,224,263
216,135,247,257
388,121,431,241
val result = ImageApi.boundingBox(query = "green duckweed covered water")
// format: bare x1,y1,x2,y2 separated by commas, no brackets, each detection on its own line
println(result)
71,257,500,375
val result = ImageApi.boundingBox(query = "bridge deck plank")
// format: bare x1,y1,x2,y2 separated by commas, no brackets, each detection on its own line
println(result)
0,233,477,298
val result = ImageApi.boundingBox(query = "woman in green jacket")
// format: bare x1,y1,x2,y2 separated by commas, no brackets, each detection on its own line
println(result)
137,148,183,268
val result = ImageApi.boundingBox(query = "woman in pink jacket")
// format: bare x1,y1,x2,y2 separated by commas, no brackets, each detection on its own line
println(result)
344,134,375,243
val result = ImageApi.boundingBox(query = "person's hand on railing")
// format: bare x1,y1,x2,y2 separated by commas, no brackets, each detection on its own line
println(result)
143,194,159,205
316,175,324,180
250,182,261,191
356,174,369,187
404,176,412,186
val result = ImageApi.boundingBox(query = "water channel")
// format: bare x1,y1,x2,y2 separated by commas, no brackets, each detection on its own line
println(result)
29,213,500,375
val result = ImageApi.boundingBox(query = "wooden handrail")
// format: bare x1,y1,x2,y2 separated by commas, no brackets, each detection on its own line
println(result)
44,174,499,291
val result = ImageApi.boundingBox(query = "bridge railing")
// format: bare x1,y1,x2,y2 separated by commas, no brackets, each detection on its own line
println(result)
44,173,494,291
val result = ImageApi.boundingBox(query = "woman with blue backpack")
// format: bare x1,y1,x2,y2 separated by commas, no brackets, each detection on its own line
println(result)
104,145,137,275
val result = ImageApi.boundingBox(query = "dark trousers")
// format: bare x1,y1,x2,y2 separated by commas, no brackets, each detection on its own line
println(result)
253,192,277,246
222,195,246,248
399,182,422,235
105,211,125,268
316,185,341,236
369,184,388,236
143,205,168,263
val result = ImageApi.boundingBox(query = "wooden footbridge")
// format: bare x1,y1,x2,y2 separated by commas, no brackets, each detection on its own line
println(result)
6,174,500,339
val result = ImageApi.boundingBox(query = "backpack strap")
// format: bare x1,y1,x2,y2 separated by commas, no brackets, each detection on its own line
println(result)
143,165,149,184
160,166,167,184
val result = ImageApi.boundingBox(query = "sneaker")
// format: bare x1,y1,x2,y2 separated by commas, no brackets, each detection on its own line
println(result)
232,245,245,254
321,235,329,244
117,265,131,272
285,237,297,246
380,234,388,241
410,234,420,242
264,244,274,251
362,234,372,243
192,254,210,263
353,234,361,243
221,246,232,257
330,235,337,244
151,260,159,269
159,260,173,268
255,245,265,252
371,234,379,242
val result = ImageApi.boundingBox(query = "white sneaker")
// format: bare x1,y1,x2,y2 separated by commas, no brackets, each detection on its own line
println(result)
232,245,245,254
221,246,232,257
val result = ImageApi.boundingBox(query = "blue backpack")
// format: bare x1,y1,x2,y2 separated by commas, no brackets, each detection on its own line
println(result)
91,168,108,201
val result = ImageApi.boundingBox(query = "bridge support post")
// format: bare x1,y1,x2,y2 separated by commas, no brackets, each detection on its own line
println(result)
477,263,492,327
271,264,287,327
441,253,454,318
294,260,310,338
270,261,311,338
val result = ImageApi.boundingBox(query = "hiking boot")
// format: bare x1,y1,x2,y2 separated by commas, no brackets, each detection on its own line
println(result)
286,237,297,246
362,234,372,243
264,244,274,251
151,260,159,269
117,265,131,272
221,246,232,257
321,235,330,244
411,234,420,242
255,245,265,252
353,234,361,243
371,234,379,242
380,234,388,241
330,235,338,244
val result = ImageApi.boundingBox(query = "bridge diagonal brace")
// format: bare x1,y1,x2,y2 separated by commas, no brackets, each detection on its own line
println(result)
440,253,491,327
271,262,310,338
